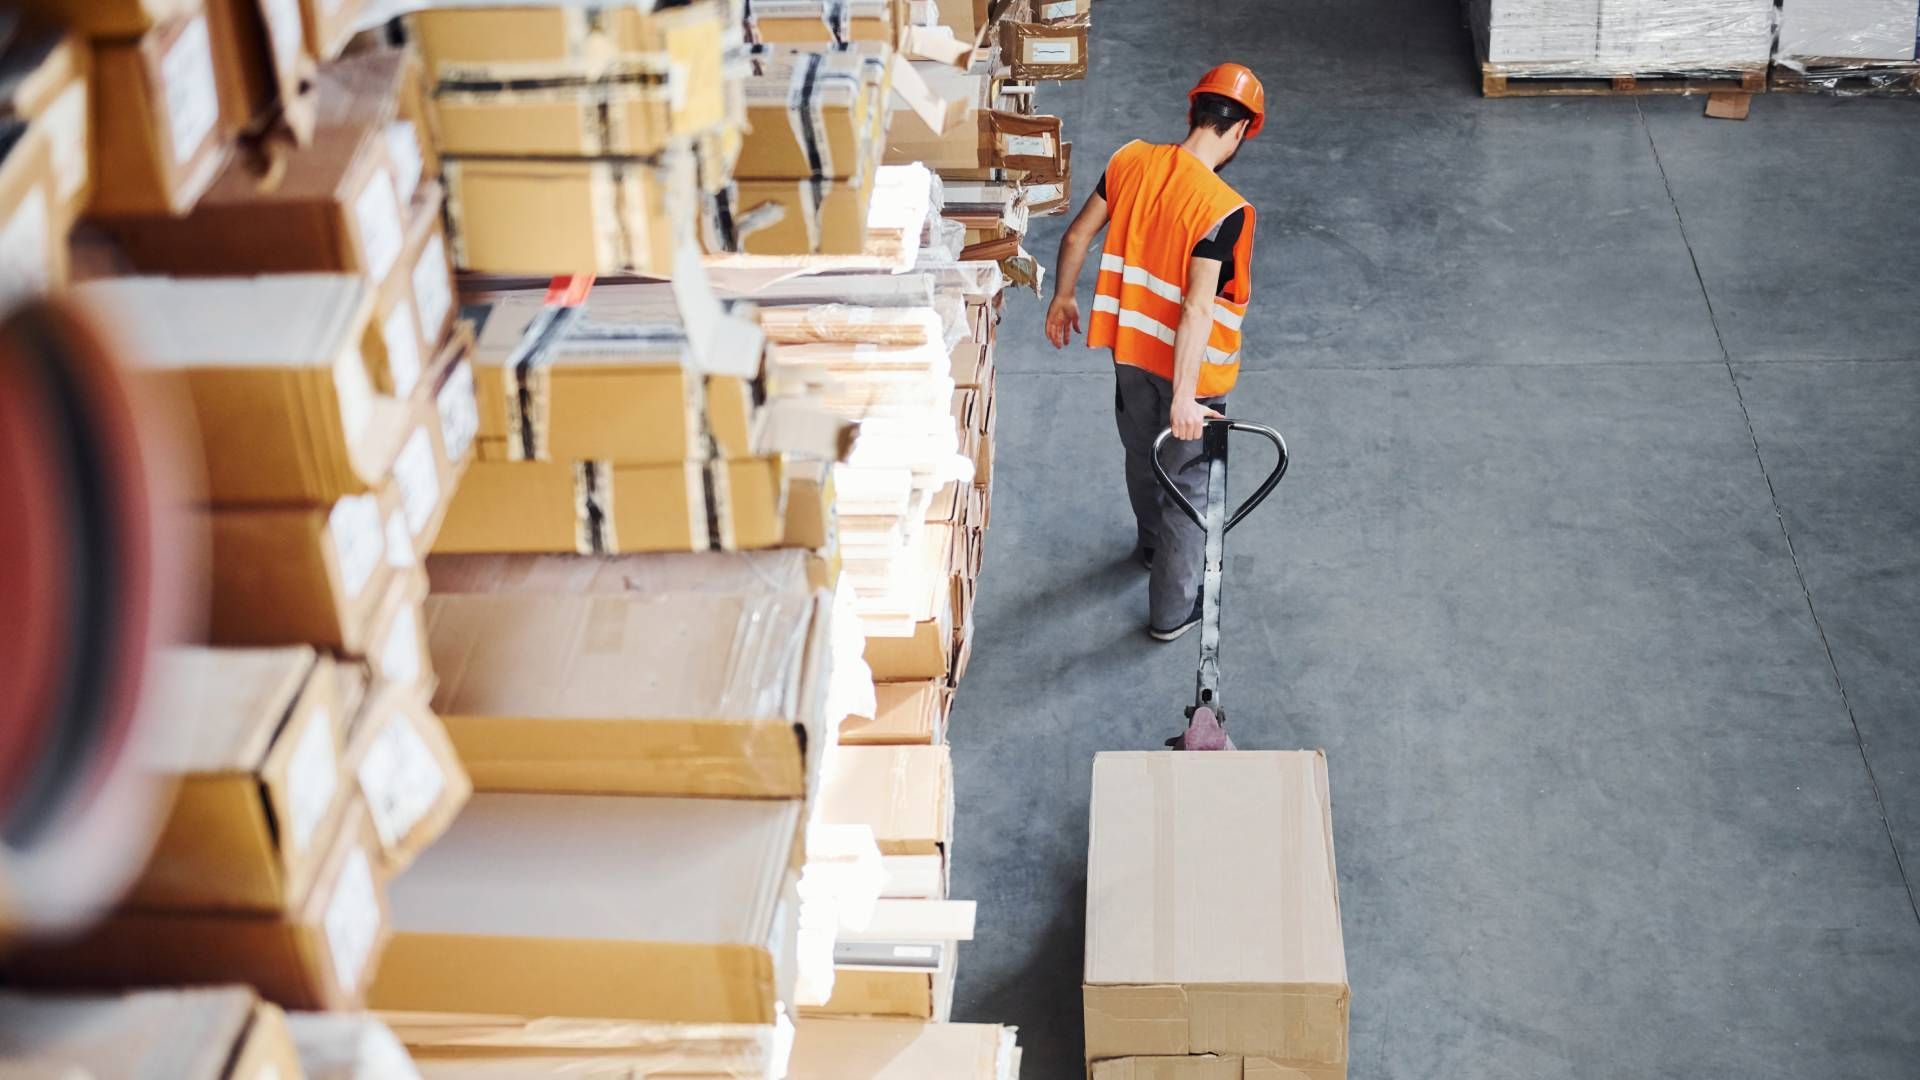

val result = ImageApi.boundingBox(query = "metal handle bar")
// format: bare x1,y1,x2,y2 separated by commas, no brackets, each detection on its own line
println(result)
1150,419,1289,533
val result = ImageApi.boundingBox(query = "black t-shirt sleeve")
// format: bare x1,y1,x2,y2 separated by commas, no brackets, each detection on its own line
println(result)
1094,173,1107,200
1191,207,1245,263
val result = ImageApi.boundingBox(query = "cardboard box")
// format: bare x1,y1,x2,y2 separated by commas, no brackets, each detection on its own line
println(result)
820,745,952,856
1033,0,1092,21
443,155,681,275
207,0,315,140
1002,17,1089,79
0,988,303,1080
107,113,408,279
389,1014,781,1077
390,395,461,557
9,802,390,1011
300,0,367,61
738,48,886,180
424,2,726,157
370,792,802,1023
79,274,411,505
427,548,821,597
285,1013,417,1079
203,487,403,650
125,646,346,913
0,24,91,226
731,171,876,256
841,679,949,745
435,456,792,556
1094,1055,1345,1080
14,0,196,37
749,0,899,43
864,525,961,680
789,1019,1017,1079
0,120,63,305
347,568,432,703
425,590,830,797
344,684,470,875
807,949,953,1021
89,14,230,216
1084,752,1349,1074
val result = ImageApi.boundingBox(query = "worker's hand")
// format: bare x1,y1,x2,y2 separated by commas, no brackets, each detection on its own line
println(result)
1169,397,1223,441
1044,295,1080,349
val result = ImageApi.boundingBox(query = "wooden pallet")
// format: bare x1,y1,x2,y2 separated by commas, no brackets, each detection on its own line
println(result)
1481,63,1766,99
1770,64,1920,96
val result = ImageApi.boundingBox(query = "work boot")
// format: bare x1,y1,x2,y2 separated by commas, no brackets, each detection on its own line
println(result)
1149,596,1203,642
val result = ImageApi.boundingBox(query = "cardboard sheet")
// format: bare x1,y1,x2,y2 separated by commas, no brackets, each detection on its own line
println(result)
0,988,302,1080
789,1018,1016,1079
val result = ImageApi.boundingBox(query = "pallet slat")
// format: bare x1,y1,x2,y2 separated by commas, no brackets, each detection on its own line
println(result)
1480,63,1766,99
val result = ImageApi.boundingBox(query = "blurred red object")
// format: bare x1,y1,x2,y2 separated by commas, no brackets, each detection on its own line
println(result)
0,297,197,938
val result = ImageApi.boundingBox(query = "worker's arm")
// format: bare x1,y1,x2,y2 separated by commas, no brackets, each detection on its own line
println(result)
1169,255,1226,440
1044,190,1109,349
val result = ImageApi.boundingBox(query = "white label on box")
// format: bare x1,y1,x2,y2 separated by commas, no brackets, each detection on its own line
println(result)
1002,133,1054,158
354,169,405,281
380,301,423,397
384,509,415,569
379,604,421,688
357,713,445,848
0,189,49,307
323,846,380,992
162,18,219,167
328,494,383,601
1026,39,1079,65
333,347,374,443
385,122,423,206
285,710,339,854
44,83,88,204
264,0,304,68
435,361,478,464
1041,0,1078,17
393,427,438,534
411,234,452,342
892,944,936,959
1026,182,1064,204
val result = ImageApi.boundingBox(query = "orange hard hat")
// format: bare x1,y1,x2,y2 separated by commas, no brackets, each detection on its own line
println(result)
1189,63,1266,138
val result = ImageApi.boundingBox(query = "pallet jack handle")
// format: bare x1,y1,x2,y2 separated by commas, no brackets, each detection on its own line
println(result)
1149,418,1290,750
1149,419,1289,533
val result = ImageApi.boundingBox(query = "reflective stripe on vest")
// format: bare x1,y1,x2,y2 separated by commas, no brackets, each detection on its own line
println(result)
1086,141,1256,398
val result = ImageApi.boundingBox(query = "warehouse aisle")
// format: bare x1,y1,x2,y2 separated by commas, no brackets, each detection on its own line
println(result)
948,0,1920,1076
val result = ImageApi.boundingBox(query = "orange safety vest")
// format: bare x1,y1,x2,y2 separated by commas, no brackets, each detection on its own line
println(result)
1087,140,1256,398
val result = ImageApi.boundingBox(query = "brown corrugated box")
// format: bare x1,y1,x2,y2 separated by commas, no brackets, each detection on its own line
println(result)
424,2,726,157
841,679,950,745
864,524,962,680
1001,16,1089,80
789,1018,1015,1079
1084,752,1349,1075
346,567,432,704
369,792,801,1024
125,646,347,913
1032,0,1092,22
1095,1055,1345,1080
0,23,91,226
0,119,65,302
819,745,953,856
0,987,303,1080
343,683,470,875
748,0,899,43
435,456,790,556
737,48,886,180
426,548,821,597
425,589,830,798
300,0,367,61
206,0,314,141
89,13,230,216
15,0,196,37
79,273,411,505
203,486,402,650
8,800,391,1011
442,154,681,275
729,169,876,256
388,1014,780,1078
105,116,412,285
808,952,953,1021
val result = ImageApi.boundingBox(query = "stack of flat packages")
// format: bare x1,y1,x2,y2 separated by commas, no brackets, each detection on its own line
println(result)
1467,0,1775,79
405,1,733,274
1084,753,1350,1079
1776,0,1920,78
3,32,477,1016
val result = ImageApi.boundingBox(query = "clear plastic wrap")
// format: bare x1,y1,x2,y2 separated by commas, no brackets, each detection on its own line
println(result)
1469,0,1774,78
1776,0,1920,82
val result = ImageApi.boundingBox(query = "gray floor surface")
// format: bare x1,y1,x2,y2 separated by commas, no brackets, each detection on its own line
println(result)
944,2,1920,1077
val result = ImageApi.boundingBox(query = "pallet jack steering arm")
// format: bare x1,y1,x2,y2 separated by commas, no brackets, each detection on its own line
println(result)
1151,418,1289,747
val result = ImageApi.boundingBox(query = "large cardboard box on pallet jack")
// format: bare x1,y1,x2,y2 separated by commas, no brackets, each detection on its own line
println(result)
1084,752,1349,1079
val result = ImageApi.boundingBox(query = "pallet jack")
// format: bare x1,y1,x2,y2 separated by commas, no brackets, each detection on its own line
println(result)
1151,417,1289,750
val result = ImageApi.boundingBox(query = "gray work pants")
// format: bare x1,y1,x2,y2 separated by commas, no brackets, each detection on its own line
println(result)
1113,364,1226,629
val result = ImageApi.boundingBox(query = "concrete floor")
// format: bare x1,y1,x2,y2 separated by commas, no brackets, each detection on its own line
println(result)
945,2,1920,1077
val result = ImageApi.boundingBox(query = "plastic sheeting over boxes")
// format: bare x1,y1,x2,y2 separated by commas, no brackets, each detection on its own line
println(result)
1468,0,1773,75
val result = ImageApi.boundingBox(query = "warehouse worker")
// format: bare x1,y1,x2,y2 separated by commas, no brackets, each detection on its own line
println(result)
1044,63,1263,641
